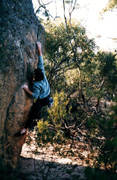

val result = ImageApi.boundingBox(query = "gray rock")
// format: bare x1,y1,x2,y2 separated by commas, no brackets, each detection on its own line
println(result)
0,0,45,169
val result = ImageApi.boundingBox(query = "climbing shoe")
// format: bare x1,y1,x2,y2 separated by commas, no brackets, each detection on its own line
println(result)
14,129,26,137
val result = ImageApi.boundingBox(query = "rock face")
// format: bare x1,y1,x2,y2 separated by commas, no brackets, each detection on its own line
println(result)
0,0,45,169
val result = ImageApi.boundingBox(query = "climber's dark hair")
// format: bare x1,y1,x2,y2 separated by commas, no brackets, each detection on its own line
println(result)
34,68,44,81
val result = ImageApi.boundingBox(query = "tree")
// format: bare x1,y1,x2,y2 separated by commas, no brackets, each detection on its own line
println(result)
44,20,95,92
62,0,79,28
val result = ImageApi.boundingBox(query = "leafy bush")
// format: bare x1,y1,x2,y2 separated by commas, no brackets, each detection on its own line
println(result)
47,91,69,131
97,103,117,172
36,119,55,145
36,91,69,145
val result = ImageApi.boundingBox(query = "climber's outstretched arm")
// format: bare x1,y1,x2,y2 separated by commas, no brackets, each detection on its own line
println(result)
37,41,44,72
37,42,42,56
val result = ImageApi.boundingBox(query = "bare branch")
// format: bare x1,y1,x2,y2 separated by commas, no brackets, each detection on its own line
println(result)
69,0,77,26
63,0,68,31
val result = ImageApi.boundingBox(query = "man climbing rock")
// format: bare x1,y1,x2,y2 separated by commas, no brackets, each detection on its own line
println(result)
15,42,53,136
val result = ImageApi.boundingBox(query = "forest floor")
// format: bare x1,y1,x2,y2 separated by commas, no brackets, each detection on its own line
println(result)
17,128,97,180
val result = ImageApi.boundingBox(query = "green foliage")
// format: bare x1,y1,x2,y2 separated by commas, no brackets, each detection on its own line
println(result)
47,91,69,130
36,91,70,145
44,20,95,92
35,20,117,173
82,51,117,100
37,119,55,144
97,103,117,172
37,119,49,134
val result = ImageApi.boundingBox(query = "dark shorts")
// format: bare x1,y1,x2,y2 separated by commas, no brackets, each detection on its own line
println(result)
25,95,50,128
36,94,50,107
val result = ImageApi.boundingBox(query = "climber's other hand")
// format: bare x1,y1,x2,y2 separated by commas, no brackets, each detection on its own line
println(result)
22,84,29,91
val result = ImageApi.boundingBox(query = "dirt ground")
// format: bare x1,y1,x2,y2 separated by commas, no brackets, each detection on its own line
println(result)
17,129,89,180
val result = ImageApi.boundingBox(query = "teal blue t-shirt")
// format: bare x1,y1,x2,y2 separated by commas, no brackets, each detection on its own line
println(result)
32,56,50,100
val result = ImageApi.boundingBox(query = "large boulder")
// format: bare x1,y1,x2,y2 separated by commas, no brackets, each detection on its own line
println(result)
0,0,45,169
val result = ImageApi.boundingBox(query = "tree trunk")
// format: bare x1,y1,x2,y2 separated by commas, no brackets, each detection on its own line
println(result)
0,0,45,169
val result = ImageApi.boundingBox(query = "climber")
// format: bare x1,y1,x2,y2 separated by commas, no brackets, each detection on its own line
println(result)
15,41,53,137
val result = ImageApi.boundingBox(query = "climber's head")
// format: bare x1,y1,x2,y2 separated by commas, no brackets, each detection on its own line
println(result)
33,68,44,81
